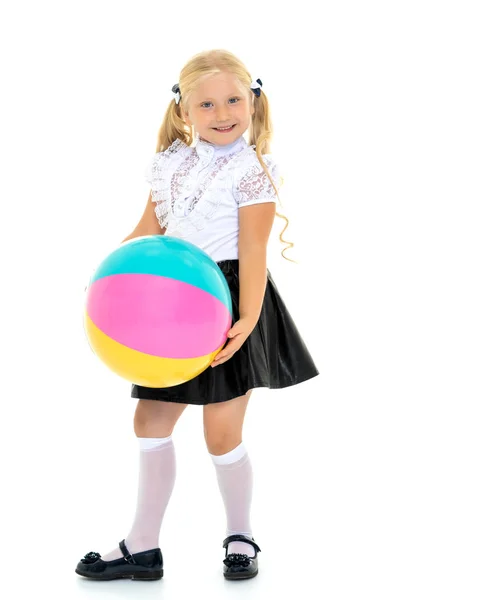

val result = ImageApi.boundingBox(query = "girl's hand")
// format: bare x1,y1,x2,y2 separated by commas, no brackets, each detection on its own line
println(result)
211,318,256,367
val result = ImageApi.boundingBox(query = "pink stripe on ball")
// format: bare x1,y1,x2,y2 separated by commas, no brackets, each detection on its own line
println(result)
86,273,231,359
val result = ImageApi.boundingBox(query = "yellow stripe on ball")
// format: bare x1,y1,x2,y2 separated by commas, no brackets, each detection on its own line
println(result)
84,314,221,387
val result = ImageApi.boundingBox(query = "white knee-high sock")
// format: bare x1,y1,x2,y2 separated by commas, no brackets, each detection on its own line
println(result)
101,436,176,561
210,442,256,557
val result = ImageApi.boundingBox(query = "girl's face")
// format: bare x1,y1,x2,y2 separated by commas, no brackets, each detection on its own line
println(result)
182,71,255,145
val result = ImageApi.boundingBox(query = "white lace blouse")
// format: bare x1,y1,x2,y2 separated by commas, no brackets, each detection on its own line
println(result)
145,133,281,262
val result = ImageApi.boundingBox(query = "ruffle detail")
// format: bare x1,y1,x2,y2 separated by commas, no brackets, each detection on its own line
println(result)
166,149,248,236
148,140,251,236
145,137,280,236
146,139,190,229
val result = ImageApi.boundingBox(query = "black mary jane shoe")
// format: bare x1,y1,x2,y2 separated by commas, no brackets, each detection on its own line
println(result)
75,539,163,581
222,534,261,580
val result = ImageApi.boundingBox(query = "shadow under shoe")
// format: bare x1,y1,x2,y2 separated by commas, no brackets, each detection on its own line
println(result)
75,539,163,581
223,534,261,580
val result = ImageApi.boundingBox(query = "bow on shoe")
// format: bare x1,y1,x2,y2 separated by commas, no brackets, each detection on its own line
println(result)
81,551,101,564
223,553,251,568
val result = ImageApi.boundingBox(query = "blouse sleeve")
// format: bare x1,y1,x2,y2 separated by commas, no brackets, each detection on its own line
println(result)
144,150,169,229
233,151,281,207
144,152,162,186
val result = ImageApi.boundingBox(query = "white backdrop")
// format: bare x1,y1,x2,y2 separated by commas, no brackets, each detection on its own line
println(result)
1,1,478,598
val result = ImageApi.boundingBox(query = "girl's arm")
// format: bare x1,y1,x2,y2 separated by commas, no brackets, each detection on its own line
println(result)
122,191,166,243
211,202,276,367
237,202,276,326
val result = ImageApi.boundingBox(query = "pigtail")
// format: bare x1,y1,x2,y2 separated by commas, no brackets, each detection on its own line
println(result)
155,99,194,153
250,92,296,263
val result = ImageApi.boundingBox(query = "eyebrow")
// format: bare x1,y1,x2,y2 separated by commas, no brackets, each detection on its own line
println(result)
198,92,244,102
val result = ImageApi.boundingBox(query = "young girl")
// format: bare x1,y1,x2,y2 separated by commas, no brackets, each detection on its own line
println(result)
76,49,319,582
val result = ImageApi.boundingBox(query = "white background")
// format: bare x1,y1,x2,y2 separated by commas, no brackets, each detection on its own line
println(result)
1,1,478,598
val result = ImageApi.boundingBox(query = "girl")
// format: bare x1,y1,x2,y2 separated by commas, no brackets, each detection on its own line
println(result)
76,49,319,582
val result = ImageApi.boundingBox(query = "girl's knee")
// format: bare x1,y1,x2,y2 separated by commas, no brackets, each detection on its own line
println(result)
204,429,242,455
203,392,251,446
133,400,187,437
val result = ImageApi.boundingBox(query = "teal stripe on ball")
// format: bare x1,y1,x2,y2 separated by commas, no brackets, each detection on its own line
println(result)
90,236,232,312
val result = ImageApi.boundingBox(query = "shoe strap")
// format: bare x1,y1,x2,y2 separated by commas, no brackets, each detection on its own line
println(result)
222,534,261,554
119,539,137,564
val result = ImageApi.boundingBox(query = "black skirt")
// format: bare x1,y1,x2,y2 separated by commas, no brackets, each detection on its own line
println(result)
131,259,319,405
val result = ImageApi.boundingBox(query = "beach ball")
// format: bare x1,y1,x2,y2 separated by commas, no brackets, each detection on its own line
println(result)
84,235,232,387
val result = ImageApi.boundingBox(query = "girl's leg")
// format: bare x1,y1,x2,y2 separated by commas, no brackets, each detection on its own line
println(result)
203,391,256,556
101,399,188,561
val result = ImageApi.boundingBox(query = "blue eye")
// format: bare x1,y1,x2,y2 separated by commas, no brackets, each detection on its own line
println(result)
201,98,240,108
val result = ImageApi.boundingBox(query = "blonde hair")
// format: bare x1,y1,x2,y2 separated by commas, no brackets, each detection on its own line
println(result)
154,49,295,262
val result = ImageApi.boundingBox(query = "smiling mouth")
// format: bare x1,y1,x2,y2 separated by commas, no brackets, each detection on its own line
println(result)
213,124,236,131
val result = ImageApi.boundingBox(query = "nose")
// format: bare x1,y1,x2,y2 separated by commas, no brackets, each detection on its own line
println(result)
216,104,231,123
